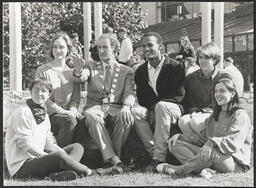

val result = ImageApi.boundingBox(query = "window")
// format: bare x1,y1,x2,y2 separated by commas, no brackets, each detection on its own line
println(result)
166,43,179,54
224,36,232,53
190,40,200,50
157,2,189,22
234,35,247,52
248,33,253,51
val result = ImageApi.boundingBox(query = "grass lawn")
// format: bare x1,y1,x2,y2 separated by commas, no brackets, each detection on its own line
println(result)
3,92,254,186
3,169,254,186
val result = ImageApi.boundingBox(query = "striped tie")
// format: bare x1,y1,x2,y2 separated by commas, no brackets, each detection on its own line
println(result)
104,64,112,94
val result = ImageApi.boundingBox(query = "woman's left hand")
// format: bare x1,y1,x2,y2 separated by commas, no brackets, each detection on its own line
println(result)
118,105,134,127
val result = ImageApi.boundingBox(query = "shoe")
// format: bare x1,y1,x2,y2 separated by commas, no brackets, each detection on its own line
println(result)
156,163,180,175
116,162,130,173
103,162,113,169
145,159,164,173
48,170,77,181
200,168,217,179
134,154,152,170
95,165,123,176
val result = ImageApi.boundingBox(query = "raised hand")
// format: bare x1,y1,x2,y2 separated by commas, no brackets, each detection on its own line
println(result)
70,52,85,73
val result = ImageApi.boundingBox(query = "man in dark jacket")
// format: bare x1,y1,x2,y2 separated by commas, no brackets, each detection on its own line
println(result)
132,32,185,172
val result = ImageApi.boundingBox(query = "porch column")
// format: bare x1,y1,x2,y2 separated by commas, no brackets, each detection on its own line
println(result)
83,2,92,61
9,2,22,91
94,2,103,40
214,2,224,70
200,2,211,45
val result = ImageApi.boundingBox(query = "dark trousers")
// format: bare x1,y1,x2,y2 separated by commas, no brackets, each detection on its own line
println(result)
50,113,77,147
13,143,90,180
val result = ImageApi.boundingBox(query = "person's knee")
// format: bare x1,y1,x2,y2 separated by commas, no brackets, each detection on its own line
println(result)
155,101,166,114
72,143,84,154
85,114,104,129
178,115,190,126
64,116,77,128
131,106,147,121
168,139,182,154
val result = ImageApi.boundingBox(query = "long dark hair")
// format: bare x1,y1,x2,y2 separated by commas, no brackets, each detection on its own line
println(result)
213,78,243,121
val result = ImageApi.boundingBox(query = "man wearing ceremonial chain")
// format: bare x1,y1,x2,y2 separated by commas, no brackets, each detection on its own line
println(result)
74,33,136,174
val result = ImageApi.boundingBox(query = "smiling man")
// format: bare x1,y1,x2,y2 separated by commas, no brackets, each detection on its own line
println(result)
75,33,136,175
132,32,185,172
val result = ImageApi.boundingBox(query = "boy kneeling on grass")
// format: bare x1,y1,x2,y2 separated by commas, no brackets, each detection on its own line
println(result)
5,78,95,181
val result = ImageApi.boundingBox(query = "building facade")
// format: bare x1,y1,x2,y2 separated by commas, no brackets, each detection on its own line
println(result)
140,2,254,91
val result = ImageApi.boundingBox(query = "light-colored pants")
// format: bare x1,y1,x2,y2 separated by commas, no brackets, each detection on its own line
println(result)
85,112,131,161
169,140,244,174
132,101,182,162
178,112,211,136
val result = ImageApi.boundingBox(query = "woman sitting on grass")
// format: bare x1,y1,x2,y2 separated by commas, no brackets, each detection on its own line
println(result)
157,78,252,176
5,78,94,181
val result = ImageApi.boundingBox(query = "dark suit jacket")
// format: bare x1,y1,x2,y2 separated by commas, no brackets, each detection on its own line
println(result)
135,55,185,113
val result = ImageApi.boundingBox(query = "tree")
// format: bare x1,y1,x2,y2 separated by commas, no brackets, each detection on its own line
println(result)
3,2,148,89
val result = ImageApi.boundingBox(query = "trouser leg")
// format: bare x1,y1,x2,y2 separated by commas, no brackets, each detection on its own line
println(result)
85,113,115,161
13,143,90,179
131,106,154,157
109,115,132,158
154,101,182,162
169,140,200,164
171,140,242,174
72,118,91,148
49,113,77,147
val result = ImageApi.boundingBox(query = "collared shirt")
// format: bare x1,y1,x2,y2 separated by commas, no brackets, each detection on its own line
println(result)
147,56,165,95
118,37,133,62
102,61,115,77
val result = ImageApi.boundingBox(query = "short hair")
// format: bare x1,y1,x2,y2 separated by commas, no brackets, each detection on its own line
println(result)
212,78,241,121
196,42,221,66
29,77,51,92
96,33,120,53
118,27,127,33
104,26,114,33
70,33,79,39
142,32,163,45
49,32,72,59
224,57,233,64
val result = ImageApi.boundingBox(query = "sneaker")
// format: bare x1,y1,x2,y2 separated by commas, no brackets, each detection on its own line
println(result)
116,162,130,173
156,163,180,175
95,165,123,176
48,170,77,181
145,159,164,173
200,168,217,179
103,162,113,169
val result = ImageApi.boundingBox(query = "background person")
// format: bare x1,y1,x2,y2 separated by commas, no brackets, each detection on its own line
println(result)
163,78,252,177
70,33,83,57
35,32,89,147
175,35,199,76
223,57,244,95
117,27,133,67
5,78,94,181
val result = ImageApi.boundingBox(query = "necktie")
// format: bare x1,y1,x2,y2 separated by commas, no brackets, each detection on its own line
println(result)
104,64,112,94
